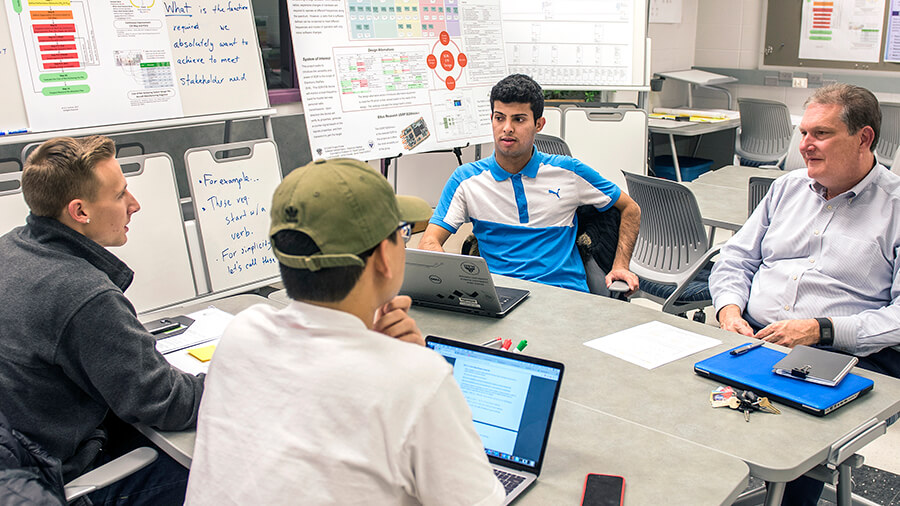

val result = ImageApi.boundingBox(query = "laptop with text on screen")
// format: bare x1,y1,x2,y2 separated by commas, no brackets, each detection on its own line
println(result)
425,336,564,504
401,249,529,317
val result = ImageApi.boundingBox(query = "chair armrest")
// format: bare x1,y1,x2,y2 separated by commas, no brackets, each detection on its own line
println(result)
64,447,158,502
661,246,721,312
608,280,630,294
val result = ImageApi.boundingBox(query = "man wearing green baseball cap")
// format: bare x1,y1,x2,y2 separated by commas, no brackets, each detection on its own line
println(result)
186,158,506,505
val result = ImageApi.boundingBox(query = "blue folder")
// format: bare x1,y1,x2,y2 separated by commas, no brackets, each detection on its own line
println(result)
694,345,874,416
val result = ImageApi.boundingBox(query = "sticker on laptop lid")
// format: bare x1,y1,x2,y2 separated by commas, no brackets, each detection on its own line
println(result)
458,297,481,308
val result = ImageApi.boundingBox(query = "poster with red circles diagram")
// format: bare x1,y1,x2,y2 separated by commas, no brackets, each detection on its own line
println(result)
287,0,508,160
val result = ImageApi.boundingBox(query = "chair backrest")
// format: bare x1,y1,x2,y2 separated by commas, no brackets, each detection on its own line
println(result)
736,98,793,165
624,172,708,279
781,126,806,171
747,176,776,216
876,102,900,168
541,107,564,138
892,142,900,175
534,133,572,156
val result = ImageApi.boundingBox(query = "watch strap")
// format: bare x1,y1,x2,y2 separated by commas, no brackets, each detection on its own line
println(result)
815,317,834,346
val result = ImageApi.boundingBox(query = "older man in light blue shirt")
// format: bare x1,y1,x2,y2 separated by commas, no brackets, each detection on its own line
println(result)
711,82,900,506
712,83,900,371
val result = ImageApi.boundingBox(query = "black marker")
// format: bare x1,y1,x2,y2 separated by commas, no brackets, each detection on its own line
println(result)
730,341,765,356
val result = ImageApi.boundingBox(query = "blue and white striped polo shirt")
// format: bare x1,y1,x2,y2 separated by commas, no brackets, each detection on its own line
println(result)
430,149,621,292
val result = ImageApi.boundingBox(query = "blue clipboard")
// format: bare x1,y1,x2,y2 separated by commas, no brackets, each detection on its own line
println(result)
694,345,874,416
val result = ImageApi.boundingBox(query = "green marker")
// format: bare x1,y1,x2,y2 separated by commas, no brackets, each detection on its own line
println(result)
514,340,528,353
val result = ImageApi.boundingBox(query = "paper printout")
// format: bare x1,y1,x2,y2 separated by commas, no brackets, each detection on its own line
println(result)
884,0,900,61
286,0,507,160
799,0,885,63
584,321,721,370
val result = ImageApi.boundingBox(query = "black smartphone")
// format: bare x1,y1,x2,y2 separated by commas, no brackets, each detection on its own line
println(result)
143,316,194,336
581,473,625,506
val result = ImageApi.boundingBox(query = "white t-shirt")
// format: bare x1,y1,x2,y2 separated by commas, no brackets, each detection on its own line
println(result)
185,301,505,506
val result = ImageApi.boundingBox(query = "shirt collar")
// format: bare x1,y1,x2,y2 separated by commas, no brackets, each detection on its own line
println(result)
25,213,134,291
808,162,884,199
285,299,370,331
489,148,543,181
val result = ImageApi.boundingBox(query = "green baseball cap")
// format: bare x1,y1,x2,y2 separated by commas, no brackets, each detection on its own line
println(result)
270,158,432,271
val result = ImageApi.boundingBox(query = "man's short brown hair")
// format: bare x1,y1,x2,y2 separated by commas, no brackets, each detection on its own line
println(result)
21,136,116,218
806,83,881,152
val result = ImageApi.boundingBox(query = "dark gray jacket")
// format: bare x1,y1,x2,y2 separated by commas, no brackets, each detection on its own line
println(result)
0,406,66,505
0,214,204,481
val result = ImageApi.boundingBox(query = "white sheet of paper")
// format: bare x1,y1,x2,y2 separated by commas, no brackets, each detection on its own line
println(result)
161,306,234,375
584,321,721,369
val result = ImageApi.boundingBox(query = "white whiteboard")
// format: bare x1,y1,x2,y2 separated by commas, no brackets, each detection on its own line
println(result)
502,0,648,89
0,0,268,136
186,139,281,293
115,154,197,313
563,107,647,192
0,172,28,234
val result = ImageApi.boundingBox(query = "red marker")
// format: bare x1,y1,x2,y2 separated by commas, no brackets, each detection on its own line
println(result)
501,338,513,350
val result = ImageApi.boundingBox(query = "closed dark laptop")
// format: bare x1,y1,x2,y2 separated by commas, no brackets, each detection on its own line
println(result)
401,249,529,317
426,336,564,504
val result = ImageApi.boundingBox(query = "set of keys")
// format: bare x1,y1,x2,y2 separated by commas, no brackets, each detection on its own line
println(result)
710,386,780,421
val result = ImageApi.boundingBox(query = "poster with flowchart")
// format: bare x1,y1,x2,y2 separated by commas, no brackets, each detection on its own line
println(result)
1,0,268,136
799,0,885,63
287,0,508,160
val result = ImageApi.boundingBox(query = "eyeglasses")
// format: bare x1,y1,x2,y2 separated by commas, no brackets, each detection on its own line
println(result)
397,222,412,244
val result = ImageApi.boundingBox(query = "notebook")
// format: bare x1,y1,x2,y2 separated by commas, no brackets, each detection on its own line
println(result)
425,336,564,504
694,344,874,416
772,345,859,387
402,250,529,317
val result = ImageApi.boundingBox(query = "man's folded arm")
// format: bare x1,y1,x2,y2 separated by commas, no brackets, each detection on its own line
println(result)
59,291,205,431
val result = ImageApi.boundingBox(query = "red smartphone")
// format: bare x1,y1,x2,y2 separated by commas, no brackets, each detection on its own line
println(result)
581,473,625,506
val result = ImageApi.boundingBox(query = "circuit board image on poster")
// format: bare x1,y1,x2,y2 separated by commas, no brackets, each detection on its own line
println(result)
401,118,431,150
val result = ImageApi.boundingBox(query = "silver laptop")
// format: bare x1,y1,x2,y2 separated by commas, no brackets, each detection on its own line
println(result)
425,336,564,504
401,249,529,317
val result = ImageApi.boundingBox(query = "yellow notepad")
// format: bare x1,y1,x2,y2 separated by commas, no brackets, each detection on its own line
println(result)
188,344,217,363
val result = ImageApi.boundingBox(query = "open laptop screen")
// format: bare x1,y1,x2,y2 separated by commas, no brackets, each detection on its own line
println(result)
426,336,564,474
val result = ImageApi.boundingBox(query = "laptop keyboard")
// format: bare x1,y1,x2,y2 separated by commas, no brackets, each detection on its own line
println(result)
494,468,526,495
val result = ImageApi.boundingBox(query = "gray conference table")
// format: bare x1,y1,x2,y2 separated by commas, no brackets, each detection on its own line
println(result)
137,293,750,505
408,275,900,506
681,165,787,238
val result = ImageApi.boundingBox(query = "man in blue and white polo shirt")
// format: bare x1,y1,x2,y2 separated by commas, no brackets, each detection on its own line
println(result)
419,74,641,293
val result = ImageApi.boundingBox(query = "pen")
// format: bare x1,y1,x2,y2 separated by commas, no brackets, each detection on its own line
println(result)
501,338,512,351
730,341,764,356
480,337,502,348
513,340,528,353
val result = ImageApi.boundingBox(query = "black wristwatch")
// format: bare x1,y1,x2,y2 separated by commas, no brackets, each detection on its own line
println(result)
815,317,834,346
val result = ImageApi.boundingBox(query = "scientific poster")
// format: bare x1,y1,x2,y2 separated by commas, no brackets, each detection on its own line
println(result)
798,0,885,63
884,0,900,61
287,0,508,160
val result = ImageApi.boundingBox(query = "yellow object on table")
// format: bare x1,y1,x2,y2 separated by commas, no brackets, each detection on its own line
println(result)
188,344,217,362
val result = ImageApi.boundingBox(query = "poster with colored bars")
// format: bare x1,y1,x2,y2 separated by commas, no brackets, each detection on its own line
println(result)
287,0,508,160
1,0,269,137
4,0,185,133
798,0,885,63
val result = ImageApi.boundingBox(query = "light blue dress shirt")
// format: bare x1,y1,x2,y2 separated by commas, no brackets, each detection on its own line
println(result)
710,165,900,356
